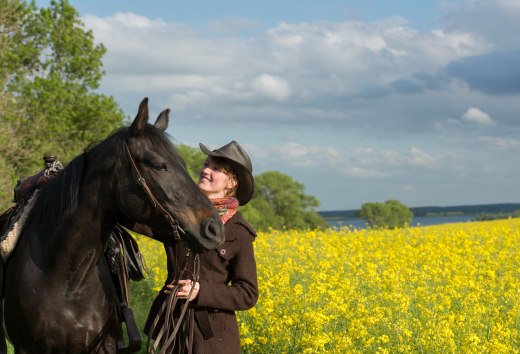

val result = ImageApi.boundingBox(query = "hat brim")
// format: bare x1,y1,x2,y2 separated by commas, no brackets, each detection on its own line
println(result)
199,143,218,158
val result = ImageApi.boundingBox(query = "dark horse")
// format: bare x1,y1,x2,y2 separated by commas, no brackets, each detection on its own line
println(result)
0,98,225,353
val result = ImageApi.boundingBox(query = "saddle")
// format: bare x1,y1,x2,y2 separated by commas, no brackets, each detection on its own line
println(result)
13,155,64,204
0,156,64,260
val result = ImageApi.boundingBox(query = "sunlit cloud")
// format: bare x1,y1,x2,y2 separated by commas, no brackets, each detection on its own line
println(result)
461,107,495,125
251,74,291,101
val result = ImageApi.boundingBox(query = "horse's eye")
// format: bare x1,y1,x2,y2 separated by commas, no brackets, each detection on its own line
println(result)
153,163,167,171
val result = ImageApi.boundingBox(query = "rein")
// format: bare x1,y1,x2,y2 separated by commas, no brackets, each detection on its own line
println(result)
124,142,183,241
146,251,200,353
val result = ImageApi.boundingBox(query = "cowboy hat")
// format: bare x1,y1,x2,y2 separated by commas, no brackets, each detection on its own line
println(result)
199,141,254,205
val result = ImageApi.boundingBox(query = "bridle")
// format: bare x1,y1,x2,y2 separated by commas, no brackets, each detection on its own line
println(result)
124,141,184,241
124,140,200,353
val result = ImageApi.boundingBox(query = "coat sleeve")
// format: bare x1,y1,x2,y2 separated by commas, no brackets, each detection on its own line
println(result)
196,225,258,312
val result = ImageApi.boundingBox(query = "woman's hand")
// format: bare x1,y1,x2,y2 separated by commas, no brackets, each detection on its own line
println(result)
165,279,200,301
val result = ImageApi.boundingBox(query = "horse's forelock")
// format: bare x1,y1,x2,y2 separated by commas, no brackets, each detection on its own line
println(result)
138,124,180,159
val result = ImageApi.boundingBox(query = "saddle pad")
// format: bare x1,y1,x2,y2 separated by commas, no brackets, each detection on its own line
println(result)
0,190,39,262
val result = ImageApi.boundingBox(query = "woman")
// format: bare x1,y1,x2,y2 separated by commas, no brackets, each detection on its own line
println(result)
145,140,258,353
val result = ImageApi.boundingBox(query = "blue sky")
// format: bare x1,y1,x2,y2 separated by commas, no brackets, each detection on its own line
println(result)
40,0,445,27
35,0,520,210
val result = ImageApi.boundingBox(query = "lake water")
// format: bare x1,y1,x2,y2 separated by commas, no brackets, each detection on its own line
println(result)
326,214,477,229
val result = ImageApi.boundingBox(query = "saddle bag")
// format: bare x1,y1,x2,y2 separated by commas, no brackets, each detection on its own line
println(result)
104,225,148,352
108,225,148,281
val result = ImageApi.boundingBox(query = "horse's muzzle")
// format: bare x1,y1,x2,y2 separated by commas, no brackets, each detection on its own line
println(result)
194,217,225,252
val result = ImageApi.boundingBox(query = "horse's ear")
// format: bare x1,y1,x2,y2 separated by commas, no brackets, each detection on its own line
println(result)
154,109,170,131
130,97,149,136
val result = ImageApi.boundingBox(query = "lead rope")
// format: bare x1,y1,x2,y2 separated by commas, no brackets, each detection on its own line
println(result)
146,250,200,353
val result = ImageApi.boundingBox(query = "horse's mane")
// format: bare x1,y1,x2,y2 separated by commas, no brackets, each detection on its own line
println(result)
32,124,178,227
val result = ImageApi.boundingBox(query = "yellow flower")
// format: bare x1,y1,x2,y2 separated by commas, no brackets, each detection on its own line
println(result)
133,218,520,353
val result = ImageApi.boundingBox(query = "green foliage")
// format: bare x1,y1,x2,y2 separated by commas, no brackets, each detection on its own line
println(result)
0,0,35,85
176,144,206,181
0,0,124,209
242,171,328,231
0,0,31,210
359,199,413,229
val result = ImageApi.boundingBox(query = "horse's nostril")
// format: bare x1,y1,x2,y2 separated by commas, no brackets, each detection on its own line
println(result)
204,218,225,246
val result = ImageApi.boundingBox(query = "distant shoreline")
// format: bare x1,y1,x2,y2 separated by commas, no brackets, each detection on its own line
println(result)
324,214,480,229
318,202,520,219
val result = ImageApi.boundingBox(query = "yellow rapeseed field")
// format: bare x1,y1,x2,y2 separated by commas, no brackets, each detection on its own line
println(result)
135,218,520,353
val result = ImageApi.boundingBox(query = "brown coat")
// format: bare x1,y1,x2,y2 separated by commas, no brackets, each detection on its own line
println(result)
145,211,258,353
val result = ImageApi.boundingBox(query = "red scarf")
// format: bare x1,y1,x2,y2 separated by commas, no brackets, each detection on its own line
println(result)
211,197,239,224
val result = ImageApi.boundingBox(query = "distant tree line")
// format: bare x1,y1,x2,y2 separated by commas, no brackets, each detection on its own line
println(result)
410,204,520,217
475,210,520,221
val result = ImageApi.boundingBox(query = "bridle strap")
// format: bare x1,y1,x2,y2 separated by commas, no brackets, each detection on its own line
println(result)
124,142,183,240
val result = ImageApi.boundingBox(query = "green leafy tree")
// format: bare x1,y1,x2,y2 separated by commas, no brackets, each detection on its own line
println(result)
359,199,413,229
0,0,124,209
8,0,124,168
242,171,328,231
177,144,206,181
0,0,35,209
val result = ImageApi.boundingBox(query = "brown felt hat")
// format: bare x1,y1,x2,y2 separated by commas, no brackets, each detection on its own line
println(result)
199,141,254,205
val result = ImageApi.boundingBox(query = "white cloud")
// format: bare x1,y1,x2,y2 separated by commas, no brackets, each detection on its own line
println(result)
442,0,520,50
84,12,166,32
251,74,291,101
82,12,491,127
256,143,447,178
479,136,520,150
408,147,444,168
461,107,495,125
275,142,341,167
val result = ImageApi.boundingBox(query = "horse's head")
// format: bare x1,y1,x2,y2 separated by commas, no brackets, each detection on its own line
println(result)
116,98,224,252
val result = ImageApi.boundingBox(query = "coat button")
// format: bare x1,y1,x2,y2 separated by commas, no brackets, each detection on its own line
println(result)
220,249,226,256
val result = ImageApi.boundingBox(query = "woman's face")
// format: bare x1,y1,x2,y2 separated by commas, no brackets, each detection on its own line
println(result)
198,158,237,199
